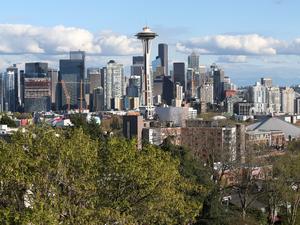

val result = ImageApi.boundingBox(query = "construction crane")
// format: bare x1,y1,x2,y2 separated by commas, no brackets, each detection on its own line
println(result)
60,79,87,113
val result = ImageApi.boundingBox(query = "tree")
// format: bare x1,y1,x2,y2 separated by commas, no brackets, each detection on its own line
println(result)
0,126,203,224
98,139,202,224
0,114,16,127
69,113,104,140
0,126,99,224
272,154,300,225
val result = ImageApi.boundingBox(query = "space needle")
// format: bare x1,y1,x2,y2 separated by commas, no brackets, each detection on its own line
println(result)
135,26,157,119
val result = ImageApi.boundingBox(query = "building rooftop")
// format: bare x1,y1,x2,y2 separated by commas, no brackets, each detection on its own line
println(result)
247,117,300,139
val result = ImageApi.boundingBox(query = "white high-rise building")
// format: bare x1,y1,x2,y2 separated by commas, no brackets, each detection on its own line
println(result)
249,82,268,114
281,87,295,114
103,60,124,110
174,82,183,107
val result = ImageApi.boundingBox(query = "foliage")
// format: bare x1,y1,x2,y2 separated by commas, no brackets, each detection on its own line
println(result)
0,114,16,127
98,139,202,224
69,113,103,140
272,153,300,225
13,112,32,120
0,126,203,224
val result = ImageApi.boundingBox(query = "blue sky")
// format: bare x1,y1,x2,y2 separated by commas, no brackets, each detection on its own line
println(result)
1,0,300,86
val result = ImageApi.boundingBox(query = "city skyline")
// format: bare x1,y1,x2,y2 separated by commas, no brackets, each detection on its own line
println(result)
0,0,300,85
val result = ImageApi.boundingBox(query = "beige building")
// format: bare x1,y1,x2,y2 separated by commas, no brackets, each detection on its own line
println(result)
281,87,295,114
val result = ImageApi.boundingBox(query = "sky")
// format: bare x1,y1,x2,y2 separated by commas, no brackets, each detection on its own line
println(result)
0,0,300,86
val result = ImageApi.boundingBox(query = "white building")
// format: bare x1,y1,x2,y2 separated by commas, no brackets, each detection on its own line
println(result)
103,60,124,110
249,82,268,114
174,82,183,107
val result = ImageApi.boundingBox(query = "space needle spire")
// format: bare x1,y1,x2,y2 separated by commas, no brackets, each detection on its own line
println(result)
135,26,157,119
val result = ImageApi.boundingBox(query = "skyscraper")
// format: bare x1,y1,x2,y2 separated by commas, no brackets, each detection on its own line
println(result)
174,82,183,107
87,67,101,94
0,73,4,112
3,71,15,112
158,43,168,76
127,75,141,97
267,86,281,113
59,51,85,110
173,62,185,92
6,64,20,111
93,87,104,111
102,60,124,110
162,76,174,105
188,52,199,70
131,56,144,76
249,82,268,114
212,65,225,103
24,62,51,112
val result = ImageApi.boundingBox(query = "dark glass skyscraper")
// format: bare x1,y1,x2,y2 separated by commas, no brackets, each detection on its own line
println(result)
25,62,48,76
173,62,185,92
162,76,174,105
158,43,168,76
59,51,85,110
6,64,20,111
212,65,225,103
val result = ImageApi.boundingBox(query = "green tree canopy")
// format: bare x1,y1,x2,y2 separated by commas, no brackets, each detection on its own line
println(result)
0,114,16,127
0,126,204,224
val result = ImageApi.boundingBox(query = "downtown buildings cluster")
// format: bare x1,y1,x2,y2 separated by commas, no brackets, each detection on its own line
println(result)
0,46,298,117
1,27,300,162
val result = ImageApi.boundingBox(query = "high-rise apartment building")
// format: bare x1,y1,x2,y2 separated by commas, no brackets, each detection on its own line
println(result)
102,60,124,110
281,87,295,114
267,86,281,113
249,82,268,114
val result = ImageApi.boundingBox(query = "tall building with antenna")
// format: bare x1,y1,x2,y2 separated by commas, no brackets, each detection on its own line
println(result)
135,26,157,118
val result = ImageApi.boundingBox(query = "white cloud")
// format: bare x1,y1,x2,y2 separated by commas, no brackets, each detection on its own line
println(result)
0,24,141,55
176,34,300,56
217,55,247,63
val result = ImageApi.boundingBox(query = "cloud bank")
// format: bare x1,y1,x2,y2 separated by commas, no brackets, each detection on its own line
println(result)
0,24,141,55
176,34,300,56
